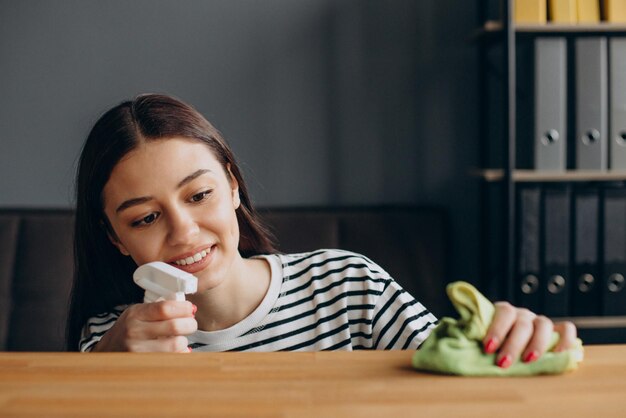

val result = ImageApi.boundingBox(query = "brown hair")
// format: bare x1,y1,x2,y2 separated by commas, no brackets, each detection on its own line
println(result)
66,93,276,350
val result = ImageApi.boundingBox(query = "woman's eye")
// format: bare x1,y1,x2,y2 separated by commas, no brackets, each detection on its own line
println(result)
131,213,159,227
190,190,211,203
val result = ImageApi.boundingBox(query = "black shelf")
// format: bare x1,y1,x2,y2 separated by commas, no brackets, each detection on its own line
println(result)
477,1,626,343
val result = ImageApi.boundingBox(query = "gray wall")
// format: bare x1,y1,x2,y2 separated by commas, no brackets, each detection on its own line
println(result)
0,1,480,283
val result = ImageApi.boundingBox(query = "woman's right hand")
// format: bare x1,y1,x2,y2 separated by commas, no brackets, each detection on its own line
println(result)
91,301,198,352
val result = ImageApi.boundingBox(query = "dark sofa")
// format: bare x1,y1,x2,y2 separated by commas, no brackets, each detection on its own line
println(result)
0,206,448,351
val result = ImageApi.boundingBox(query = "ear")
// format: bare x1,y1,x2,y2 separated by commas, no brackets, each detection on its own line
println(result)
226,163,241,210
102,220,131,256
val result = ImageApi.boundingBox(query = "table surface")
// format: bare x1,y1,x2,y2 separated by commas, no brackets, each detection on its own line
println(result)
1,345,625,418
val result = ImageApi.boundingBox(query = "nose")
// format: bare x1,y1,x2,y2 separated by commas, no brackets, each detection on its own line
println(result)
166,207,200,246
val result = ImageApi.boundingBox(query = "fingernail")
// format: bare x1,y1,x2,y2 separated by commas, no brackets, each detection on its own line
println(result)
524,351,539,363
485,338,498,354
188,347,193,352
497,354,512,369
191,304,197,316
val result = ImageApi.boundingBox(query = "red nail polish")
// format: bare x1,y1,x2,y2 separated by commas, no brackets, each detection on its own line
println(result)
485,338,498,354
524,351,539,363
191,304,197,315
497,355,512,369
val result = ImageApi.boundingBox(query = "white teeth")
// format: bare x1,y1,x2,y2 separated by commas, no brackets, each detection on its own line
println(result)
174,248,211,266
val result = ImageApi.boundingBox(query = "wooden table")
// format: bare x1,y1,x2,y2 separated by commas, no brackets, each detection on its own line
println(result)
1,345,625,417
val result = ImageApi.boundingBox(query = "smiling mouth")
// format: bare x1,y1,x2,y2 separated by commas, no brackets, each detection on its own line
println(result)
173,246,212,266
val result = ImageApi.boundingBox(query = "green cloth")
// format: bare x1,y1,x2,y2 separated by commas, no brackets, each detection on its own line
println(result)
412,281,583,376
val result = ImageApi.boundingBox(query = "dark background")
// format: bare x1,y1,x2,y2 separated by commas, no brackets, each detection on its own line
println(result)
0,1,482,295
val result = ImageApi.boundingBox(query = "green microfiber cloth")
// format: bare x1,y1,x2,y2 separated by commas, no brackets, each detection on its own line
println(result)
412,281,583,376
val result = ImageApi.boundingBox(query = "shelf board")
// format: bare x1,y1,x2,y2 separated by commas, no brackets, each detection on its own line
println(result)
555,316,626,329
473,169,626,182
475,20,626,41
517,22,626,33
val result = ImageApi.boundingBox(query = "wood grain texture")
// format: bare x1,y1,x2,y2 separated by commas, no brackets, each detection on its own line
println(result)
1,346,625,417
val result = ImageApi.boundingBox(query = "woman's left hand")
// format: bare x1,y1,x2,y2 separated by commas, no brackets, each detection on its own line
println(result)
482,302,578,368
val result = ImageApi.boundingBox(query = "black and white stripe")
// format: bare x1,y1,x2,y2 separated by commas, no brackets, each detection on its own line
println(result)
79,306,126,352
79,249,438,352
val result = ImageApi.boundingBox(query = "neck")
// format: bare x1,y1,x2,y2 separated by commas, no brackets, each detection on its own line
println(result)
187,256,271,332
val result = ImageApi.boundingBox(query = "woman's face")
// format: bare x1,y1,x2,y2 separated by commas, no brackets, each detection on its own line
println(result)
102,137,242,292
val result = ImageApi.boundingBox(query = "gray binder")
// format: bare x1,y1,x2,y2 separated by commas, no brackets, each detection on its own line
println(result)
602,185,626,315
541,185,571,317
516,186,542,312
576,38,608,170
571,185,601,316
535,38,567,171
610,38,626,170
534,38,567,170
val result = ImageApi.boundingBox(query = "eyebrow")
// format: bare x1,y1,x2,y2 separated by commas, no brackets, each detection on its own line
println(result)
115,169,213,213
177,169,212,189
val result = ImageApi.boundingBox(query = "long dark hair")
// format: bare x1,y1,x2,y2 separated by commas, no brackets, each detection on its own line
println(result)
66,94,276,351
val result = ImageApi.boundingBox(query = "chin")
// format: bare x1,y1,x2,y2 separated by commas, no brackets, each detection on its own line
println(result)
193,271,225,293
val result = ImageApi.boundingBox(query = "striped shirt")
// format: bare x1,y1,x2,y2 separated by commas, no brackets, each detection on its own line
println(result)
79,249,438,352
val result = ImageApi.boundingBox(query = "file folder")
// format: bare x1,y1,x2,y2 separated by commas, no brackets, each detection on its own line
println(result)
541,185,570,317
578,0,601,23
571,185,601,316
515,0,547,23
535,38,567,171
609,38,626,170
549,0,577,23
602,185,626,315
516,186,542,312
575,37,608,171
516,39,536,170
603,0,626,23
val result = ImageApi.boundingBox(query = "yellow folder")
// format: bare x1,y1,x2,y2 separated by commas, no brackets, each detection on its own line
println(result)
515,0,547,23
578,0,601,23
604,0,626,22
549,0,577,23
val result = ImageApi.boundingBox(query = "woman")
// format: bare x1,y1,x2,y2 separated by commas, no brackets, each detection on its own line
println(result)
67,94,576,367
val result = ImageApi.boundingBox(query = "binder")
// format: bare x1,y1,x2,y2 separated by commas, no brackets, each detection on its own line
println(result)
549,0,577,23
570,185,601,316
535,38,567,171
541,185,571,318
602,185,626,315
516,39,536,170
603,0,626,23
515,0,547,23
609,38,626,170
516,186,542,312
578,0,601,23
575,37,608,171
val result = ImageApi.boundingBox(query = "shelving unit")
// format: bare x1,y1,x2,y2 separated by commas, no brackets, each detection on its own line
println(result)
478,0,626,343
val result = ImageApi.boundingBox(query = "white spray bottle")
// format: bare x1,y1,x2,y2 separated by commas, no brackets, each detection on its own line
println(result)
133,261,198,303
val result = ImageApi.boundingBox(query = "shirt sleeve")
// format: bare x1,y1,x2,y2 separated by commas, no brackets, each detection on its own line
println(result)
78,305,129,352
371,279,438,350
